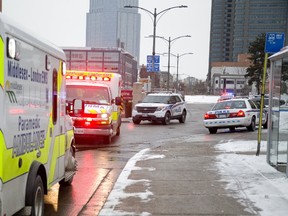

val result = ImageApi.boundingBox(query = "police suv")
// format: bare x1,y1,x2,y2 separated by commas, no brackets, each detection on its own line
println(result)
132,92,187,125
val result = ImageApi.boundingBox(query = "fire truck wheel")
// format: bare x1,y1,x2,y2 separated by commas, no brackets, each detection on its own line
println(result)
31,175,44,216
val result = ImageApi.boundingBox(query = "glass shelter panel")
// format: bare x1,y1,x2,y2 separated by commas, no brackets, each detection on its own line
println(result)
268,55,288,172
268,59,281,166
279,57,288,166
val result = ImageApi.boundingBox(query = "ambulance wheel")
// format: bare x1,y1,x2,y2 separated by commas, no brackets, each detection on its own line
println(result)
104,135,112,144
116,126,120,136
59,146,76,186
133,119,141,124
31,175,44,216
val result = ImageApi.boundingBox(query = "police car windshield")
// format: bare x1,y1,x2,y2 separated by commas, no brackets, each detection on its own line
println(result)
66,85,110,105
142,95,170,103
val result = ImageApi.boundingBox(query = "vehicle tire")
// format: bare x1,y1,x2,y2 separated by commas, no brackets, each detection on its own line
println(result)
116,125,120,136
60,175,74,186
247,117,256,131
263,119,268,129
59,146,76,186
133,119,141,125
31,175,44,216
179,110,187,123
103,135,112,144
229,127,235,131
152,120,158,124
208,128,217,134
162,112,171,125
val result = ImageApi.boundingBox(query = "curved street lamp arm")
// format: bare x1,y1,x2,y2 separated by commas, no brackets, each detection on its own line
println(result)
124,5,154,16
157,5,187,16
179,52,194,58
171,35,191,43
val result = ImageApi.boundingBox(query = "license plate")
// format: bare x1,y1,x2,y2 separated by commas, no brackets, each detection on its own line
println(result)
142,113,148,117
75,129,84,134
218,114,227,118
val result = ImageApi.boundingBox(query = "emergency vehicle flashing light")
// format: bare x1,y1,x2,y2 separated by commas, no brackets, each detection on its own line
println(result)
66,74,111,82
66,70,114,82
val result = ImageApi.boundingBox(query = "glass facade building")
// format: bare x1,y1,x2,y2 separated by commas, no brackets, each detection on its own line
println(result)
209,0,288,63
86,0,141,62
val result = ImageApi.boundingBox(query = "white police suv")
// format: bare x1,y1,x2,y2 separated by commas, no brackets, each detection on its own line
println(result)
132,92,187,125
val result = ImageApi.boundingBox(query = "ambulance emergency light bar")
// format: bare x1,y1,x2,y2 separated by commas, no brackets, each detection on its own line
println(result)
66,70,114,81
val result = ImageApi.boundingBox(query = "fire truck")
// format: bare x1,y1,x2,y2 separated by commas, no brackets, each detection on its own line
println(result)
0,13,76,216
66,70,122,144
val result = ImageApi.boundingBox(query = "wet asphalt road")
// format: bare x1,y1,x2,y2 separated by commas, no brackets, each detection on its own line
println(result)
43,103,265,215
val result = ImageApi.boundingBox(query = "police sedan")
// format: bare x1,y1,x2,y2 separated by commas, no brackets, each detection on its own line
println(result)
203,98,267,134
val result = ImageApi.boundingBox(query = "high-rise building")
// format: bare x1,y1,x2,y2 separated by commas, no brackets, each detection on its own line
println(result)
86,0,141,62
209,0,288,63
208,0,288,94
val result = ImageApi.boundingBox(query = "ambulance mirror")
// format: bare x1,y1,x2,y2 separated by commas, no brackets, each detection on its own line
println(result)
73,99,83,115
115,96,122,106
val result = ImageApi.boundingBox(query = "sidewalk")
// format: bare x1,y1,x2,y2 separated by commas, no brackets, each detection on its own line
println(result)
99,137,288,216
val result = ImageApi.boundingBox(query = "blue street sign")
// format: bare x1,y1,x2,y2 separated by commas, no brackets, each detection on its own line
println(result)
265,32,285,54
146,63,160,72
146,63,153,72
154,55,160,63
147,55,160,63
147,55,160,72
147,55,153,63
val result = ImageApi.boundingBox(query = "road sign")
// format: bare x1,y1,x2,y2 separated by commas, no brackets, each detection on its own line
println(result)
146,55,160,72
265,32,285,54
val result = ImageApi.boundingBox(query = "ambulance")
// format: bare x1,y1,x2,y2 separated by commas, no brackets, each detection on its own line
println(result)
66,70,122,144
0,14,76,216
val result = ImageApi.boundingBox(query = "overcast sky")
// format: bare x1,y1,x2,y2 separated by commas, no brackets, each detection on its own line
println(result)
3,0,211,80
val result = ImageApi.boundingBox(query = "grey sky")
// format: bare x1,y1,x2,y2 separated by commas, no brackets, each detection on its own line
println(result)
3,0,211,80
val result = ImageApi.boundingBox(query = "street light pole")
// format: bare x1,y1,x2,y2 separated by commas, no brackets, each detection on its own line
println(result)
124,5,187,74
175,53,193,91
159,52,193,91
152,35,191,91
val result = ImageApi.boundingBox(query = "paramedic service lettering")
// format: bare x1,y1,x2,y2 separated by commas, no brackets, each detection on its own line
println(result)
12,115,45,158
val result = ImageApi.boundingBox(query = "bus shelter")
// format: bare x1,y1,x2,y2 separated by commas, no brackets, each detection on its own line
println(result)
268,46,288,175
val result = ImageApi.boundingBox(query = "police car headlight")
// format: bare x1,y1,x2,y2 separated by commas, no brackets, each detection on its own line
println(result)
8,38,16,59
156,106,165,111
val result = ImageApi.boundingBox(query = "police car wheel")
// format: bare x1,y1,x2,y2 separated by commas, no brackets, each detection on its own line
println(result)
162,112,171,125
179,110,186,123
247,117,256,131
31,175,44,216
208,128,217,134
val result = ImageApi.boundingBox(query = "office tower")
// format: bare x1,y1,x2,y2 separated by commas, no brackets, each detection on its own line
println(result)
86,0,141,61
209,0,288,63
